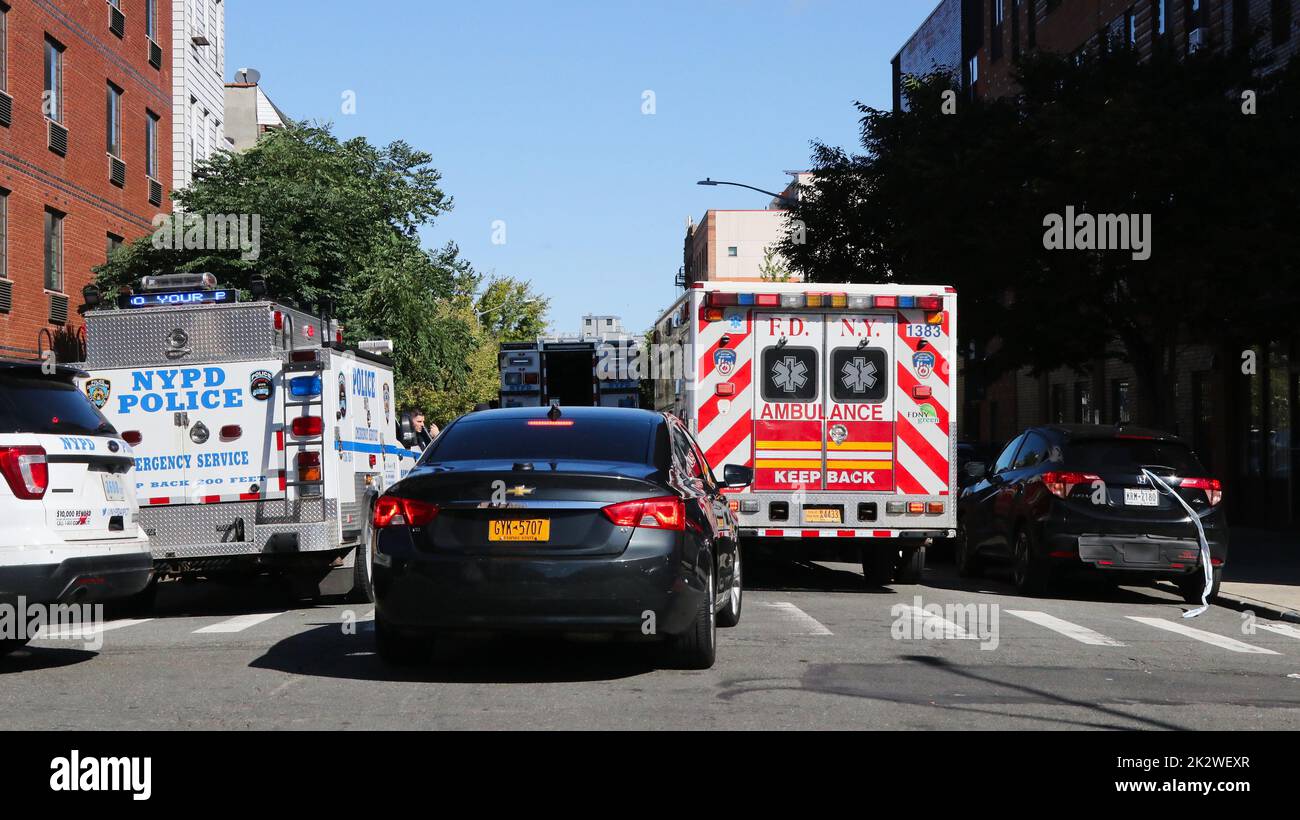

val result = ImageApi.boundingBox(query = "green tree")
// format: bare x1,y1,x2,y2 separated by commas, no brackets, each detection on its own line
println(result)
779,46,1300,429
474,276,550,342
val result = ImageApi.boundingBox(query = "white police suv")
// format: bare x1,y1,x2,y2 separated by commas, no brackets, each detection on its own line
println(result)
0,359,152,655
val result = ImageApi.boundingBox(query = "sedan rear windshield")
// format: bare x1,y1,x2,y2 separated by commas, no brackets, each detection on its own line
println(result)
1068,439,1206,475
0,375,115,436
426,417,663,465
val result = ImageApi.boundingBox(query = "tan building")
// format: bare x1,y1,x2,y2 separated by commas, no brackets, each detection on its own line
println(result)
682,173,811,285
223,69,289,152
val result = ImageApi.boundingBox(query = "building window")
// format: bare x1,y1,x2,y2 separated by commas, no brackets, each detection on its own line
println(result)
727,246,738,257
968,54,979,88
44,37,63,123
1273,0,1293,46
146,110,159,178
1111,379,1131,424
1075,381,1091,423
44,209,64,292
106,82,123,158
145,0,156,40
106,232,124,261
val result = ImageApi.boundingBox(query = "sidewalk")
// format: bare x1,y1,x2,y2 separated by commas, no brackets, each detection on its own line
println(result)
1214,528,1300,623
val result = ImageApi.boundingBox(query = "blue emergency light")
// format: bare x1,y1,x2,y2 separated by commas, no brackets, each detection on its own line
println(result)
289,375,322,398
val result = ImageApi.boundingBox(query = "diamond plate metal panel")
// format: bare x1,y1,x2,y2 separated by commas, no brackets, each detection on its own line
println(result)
141,500,339,559
85,303,282,368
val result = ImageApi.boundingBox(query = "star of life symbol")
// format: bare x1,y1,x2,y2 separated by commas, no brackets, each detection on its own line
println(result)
842,356,878,393
771,356,808,394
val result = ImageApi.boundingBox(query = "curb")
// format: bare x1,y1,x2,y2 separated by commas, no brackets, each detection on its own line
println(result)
1212,590,1300,625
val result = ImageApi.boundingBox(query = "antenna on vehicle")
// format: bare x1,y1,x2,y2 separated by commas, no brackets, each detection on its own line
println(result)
547,403,562,422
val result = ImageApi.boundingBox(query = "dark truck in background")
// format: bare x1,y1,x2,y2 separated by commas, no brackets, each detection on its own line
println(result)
498,340,639,409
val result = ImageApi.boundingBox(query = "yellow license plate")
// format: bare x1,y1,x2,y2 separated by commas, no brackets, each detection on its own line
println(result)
488,519,550,542
804,508,842,524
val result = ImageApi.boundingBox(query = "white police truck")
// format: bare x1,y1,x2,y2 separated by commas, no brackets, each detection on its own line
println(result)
78,273,418,604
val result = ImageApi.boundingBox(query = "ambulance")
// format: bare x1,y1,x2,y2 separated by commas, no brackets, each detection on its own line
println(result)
77,273,419,604
652,281,957,585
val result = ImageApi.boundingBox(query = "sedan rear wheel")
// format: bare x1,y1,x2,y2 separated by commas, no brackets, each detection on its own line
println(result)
1177,566,1222,604
718,546,743,628
666,563,717,669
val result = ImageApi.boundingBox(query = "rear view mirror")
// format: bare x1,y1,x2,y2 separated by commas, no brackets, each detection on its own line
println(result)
722,464,753,489
964,461,987,480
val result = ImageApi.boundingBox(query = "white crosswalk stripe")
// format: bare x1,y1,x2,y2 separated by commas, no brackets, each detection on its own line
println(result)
762,602,833,635
894,604,972,639
193,612,284,634
1006,610,1126,646
33,618,153,641
1127,616,1281,654
1254,622,1300,640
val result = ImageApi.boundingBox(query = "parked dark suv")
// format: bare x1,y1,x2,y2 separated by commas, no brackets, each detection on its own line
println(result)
956,425,1226,600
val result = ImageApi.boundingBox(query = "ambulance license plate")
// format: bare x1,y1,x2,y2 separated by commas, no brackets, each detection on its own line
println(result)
101,474,125,502
1124,488,1159,507
489,519,550,542
803,507,843,524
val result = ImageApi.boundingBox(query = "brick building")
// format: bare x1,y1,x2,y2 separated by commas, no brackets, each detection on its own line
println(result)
0,0,172,361
895,0,1300,526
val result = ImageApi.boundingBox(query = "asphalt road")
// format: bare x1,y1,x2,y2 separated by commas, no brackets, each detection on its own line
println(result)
4,555,1300,730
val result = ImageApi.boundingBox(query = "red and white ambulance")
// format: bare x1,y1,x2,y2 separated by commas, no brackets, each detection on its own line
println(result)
653,282,957,585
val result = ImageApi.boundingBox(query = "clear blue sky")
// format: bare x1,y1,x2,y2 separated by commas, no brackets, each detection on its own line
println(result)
225,1,929,334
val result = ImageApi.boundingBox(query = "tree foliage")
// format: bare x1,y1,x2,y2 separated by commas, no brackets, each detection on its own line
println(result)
779,43,1300,427
94,123,548,423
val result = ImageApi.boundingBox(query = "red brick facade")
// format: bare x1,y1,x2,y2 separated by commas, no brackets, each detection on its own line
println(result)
0,0,171,359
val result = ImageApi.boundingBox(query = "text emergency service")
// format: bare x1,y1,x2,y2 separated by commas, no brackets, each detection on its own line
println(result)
117,368,243,415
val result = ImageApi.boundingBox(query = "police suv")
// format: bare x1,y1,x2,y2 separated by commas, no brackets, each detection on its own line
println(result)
0,359,153,654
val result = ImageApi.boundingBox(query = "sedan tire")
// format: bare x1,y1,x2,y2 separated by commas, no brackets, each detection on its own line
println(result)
717,546,742,628
1177,566,1222,604
1012,528,1051,596
955,524,982,578
666,564,716,670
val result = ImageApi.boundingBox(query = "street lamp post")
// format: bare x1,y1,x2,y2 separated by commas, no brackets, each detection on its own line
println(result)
696,177,796,208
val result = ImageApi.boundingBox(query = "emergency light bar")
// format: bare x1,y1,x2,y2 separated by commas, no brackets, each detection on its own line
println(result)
141,272,218,292
706,291,944,312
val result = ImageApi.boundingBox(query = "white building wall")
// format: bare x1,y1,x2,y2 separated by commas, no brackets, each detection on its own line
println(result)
173,0,227,194
711,210,800,281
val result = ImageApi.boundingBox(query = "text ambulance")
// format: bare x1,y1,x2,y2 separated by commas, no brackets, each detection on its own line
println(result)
79,274,418,603
653,282,957,586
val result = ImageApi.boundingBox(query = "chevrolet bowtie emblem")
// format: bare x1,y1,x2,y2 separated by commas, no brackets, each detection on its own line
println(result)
507,485,535,497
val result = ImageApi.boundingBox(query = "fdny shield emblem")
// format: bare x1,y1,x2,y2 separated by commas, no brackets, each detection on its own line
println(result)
913,351,935,379
85,378,111,409
714,348,737,377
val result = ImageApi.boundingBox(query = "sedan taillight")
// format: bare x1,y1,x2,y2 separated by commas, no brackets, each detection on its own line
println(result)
373,496,439,528
1040,471,1101,499
1179,477,1223,506
0,445,49,500
601,496,685,530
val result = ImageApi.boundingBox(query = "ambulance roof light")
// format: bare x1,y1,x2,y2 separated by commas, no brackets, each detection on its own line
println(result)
141,272,217,292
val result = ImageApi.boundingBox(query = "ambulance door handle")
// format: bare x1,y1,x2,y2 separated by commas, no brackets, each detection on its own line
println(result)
174,412,189,427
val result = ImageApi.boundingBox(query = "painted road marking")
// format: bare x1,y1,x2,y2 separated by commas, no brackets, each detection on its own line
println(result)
1255,622,1300,641
194,612,284,634
762,601,833,635
895,604,972,639
1006,610,1126,647
34,618,153,641
1128,616,1280,655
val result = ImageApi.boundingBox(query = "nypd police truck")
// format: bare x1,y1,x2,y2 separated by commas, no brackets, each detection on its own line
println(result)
78,273,418,604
